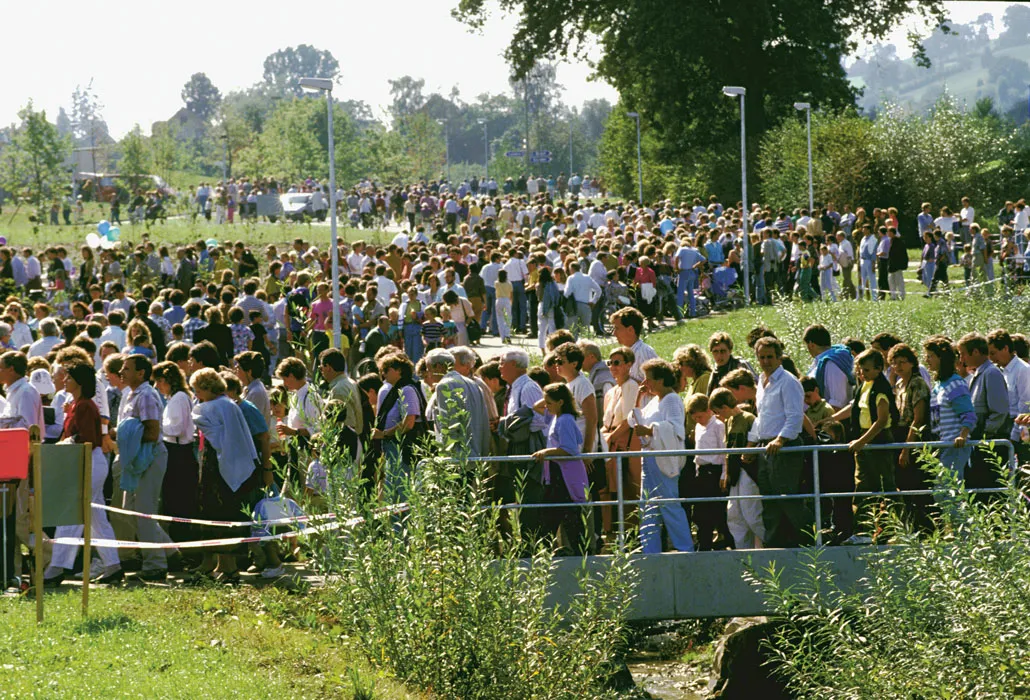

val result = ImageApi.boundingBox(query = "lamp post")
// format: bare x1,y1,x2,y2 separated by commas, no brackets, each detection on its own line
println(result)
299,77,340,349
477,118,488,179
722,86,750,305
794,101,814,213
626,111,643,203
568,118,573,174
437,119,450,184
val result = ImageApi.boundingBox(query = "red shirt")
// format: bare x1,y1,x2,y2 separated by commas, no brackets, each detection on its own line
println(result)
633,266,657,286
62,397,102,447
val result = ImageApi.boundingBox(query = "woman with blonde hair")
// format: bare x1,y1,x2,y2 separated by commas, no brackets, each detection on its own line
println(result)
125,319,155,359
188,368,260,583
600,347,641,541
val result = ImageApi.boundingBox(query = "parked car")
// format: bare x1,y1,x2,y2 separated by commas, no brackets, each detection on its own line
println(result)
279,192,313,221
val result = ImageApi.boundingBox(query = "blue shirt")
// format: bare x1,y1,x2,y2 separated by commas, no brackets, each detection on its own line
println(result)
239,399,268,437
676,246,704,275
705,240,725,264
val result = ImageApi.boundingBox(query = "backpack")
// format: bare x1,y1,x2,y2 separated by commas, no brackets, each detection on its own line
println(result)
815,345,856,397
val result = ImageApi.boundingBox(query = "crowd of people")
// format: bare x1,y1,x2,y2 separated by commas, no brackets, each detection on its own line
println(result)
1,178,1029,593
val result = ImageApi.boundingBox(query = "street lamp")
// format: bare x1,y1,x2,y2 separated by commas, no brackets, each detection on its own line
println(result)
722,86,750,305
568,117,574,175
794,102,814,213
437,119,450,184
299,76,341,349
477,118,488,179
626,111,643,203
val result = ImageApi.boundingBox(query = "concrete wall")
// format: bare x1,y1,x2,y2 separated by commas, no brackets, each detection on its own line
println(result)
548,547,877,620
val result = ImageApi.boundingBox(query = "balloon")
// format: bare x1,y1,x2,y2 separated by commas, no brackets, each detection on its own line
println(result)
100,237,115,250
97,220,110,236
86,233,101,248
206,238,218,248
0,237,6,246
107,226,120,241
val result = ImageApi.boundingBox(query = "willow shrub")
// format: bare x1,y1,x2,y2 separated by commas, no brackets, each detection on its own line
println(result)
750,450,1030,698
313,408,638,700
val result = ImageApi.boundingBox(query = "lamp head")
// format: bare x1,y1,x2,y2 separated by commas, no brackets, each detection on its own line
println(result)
722,86,746,97
299,77,333,91
626,111,639,118
793,102,811,111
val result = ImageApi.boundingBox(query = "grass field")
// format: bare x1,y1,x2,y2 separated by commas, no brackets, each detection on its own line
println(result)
0,202,395,254
0,586,412,699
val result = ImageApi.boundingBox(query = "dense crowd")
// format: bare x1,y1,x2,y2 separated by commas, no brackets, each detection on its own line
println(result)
1,179,1029,592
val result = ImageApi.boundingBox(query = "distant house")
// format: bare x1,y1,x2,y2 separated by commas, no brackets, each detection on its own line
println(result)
152,108,206,142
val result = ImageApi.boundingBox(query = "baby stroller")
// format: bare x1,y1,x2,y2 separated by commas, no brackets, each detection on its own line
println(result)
709,265,744,311
601,280,633,335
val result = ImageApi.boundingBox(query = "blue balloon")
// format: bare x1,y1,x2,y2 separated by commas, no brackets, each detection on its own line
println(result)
97,220,110,236
107,226,121,241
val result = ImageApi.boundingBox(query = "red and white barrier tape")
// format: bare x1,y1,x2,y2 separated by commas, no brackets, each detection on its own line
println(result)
50,504,409,549
92,502,336,528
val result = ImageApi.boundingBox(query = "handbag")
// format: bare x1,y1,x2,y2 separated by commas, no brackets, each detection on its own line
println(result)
461,298,482,343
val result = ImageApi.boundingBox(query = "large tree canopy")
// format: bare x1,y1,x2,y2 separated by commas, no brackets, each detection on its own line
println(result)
262,44,340,98
456,0,949,196
181,72,222,121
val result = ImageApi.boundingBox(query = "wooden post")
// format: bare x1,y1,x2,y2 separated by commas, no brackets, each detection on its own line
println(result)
32,443,42,624
81,443,92,618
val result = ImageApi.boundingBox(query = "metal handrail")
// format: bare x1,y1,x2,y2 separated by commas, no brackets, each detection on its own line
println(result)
441,439,1016,548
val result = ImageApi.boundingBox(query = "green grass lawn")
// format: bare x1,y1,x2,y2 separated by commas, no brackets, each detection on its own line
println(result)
0,586,413,699
642,277,1027,369
0,203,395,254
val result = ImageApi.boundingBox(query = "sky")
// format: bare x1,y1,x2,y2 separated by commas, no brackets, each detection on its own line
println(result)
0,1,1016,139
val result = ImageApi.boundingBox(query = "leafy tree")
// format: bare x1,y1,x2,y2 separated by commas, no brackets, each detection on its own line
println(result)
388,76,427,123
999,4,1030,47
397,112,445,182
150,122,180,185
55,108,73,139
119,125,152,193
262,45,340,98
70,82,111,174
181,72,222,122
5,103,69,210
457,0,949,197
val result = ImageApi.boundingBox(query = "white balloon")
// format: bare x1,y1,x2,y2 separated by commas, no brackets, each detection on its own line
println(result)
86,233,101,248
100,237,115,250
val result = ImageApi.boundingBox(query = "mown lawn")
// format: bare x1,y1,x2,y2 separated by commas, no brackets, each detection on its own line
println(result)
0,203,394,253
0,586,414,699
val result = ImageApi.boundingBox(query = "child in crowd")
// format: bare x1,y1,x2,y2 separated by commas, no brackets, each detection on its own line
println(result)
961,243,973,286
818,419,855,544
421,306,446,351
687,394,731,550
439,306,458,348
802,376,835,438
710,388,763,550
818,244,837,302
494,269,513,344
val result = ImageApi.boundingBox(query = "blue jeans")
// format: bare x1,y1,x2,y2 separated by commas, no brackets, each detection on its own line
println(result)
403,323,424,364
922,261,936,291
640,456,694,553
676,271,698,317
512,280,528,332
481,287,498,334
383,439,410,504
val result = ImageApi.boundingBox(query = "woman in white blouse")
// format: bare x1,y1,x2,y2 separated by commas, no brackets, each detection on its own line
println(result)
600,347,641,539
152,361,198,548
631,359,694,554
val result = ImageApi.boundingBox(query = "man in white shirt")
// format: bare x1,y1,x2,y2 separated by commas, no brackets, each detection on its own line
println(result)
744,336,810,548
610,307,657,385
804,325,852,410
988,330,1030,448
503,252,530,334
959,196,975,245
390,230,410,252
99,311,128,350
479,253,502,335
835,231,856,300
563,261,601,331
28,319,61,358
347,242,369,277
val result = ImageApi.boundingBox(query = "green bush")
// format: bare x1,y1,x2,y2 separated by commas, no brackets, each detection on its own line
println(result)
751,453,1030,698
315,415,638,699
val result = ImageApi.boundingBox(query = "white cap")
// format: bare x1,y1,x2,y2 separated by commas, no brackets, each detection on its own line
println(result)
29,368,56,396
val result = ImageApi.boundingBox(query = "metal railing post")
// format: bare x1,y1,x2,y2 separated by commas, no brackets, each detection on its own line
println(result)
616,455,626,551
812,449,823,547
